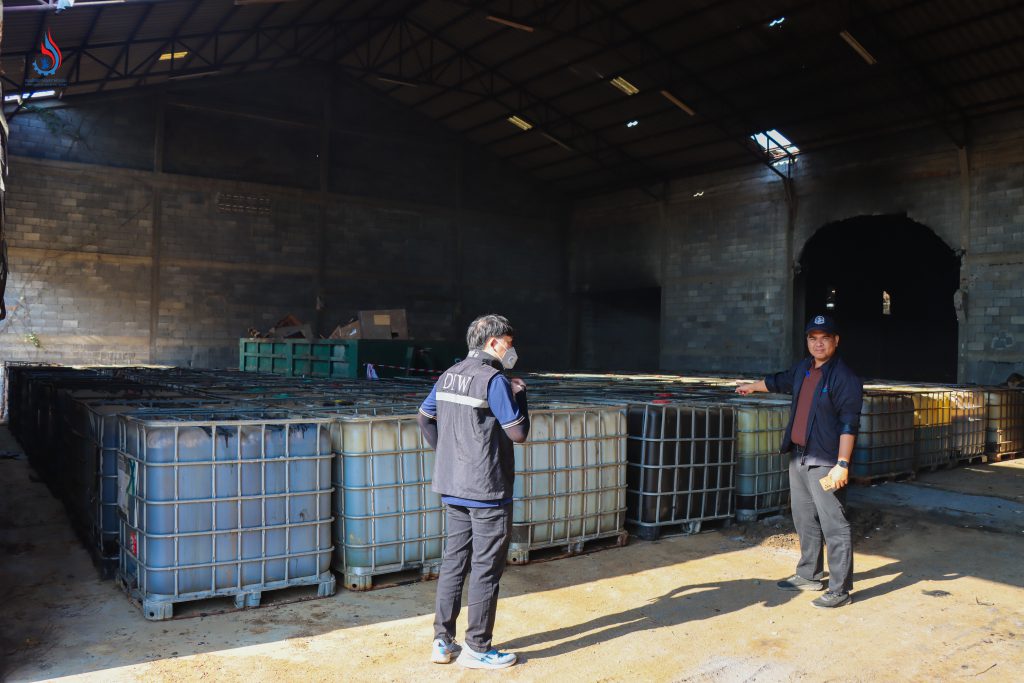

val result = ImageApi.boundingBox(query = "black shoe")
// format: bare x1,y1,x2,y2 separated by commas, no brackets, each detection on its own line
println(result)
777,574,825,591
812,591,852,608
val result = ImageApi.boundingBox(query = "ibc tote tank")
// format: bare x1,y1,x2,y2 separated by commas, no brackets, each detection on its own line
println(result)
728,396,791,522
509,403,628,562
984,387,1024,458
328,410,444,591
852,392,915,480
118,412,335,620
624,401,734,539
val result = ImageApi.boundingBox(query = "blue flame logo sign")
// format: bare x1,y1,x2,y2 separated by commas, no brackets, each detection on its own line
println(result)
32,30,63,77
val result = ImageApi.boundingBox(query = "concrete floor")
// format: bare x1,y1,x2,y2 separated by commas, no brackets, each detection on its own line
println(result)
2,430,1023,683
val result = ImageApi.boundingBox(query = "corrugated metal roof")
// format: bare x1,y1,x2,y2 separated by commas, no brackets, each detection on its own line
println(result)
1,0,1022,195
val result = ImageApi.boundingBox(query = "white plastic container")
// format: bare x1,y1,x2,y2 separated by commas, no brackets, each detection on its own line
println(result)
730,397,790,522
117,412,335,619
328,412,443,590
509,404,628,563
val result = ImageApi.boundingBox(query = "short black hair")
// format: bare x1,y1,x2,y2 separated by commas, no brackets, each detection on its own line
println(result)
466,314,514,350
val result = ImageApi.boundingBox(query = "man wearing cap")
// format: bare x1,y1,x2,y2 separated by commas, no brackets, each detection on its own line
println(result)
736,314,863,608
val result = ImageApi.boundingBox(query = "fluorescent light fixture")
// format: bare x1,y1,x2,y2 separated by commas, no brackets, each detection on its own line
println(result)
839,29,877,65
660,89,696,116
610,76,639,96
626,120,638,128
693,191,704,197
159,51,189,61
752,129,800,159
486,15,534,32
377,76,419,87
769,17,785,27
540,132,574,152
4,89,57,103
167,70,222,81
507,115,533,131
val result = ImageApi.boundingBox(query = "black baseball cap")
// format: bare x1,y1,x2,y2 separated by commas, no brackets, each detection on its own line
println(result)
805,314,839,335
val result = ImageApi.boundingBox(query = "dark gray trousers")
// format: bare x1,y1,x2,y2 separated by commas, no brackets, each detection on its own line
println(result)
789,456,854,593
434,503,512,652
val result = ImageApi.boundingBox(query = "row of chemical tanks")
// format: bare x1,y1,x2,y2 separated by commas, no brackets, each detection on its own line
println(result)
7,365,1021,619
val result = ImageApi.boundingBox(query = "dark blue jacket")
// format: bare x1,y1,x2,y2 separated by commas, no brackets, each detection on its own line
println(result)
765,355,863,466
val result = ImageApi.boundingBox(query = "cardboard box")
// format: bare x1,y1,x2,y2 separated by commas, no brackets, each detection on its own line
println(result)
328,309,409,340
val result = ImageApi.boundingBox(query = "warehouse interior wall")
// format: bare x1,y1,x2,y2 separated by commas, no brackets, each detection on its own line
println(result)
577,287,662,372
569,110,1024,384
0,67,570,381
796,216,960,383
4,68,1023,386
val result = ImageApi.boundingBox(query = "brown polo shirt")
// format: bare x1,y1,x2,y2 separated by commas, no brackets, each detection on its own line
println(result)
791,364,823,447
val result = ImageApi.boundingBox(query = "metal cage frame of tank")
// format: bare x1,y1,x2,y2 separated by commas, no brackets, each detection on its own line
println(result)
63,396,231,566
624,401,736,537
116,412,336,620
852,392,916,480
730,397,791,522
328,411,445,590
984,387,1024,458
509,404,628,563
949,388,986,463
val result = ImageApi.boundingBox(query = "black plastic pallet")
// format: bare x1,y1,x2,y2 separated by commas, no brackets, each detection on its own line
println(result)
627,517,732,541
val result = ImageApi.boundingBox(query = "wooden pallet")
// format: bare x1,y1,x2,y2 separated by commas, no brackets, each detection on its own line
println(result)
116,572,336,621
507,530,629,565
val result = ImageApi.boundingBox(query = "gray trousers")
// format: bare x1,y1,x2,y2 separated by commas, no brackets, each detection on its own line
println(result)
434,503,512,652
789,456,854,593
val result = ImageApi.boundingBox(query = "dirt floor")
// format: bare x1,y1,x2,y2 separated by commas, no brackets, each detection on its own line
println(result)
2,433,1022,682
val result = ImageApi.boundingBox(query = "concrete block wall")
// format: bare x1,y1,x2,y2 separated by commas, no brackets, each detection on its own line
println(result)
3,162,154,365
0,68,568,381
570,110,1024,383
7,95,156,171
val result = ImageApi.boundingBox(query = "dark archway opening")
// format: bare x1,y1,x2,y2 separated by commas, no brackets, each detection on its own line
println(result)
796,215,959,383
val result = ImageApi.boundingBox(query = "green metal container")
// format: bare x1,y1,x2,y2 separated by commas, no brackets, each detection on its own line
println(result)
239,338,464,379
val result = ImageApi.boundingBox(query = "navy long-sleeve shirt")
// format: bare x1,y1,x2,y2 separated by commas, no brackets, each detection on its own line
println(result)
765,355,863,466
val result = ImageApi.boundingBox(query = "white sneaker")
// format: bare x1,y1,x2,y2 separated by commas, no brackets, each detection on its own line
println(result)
456,646,517,670
431,638,461,664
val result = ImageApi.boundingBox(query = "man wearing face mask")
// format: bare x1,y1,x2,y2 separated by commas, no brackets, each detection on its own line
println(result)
417,314,529,669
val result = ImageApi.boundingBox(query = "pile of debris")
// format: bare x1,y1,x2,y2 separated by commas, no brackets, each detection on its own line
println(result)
247,309,410,341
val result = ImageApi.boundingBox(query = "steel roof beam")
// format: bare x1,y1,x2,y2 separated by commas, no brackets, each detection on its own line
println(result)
95,3,154,92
